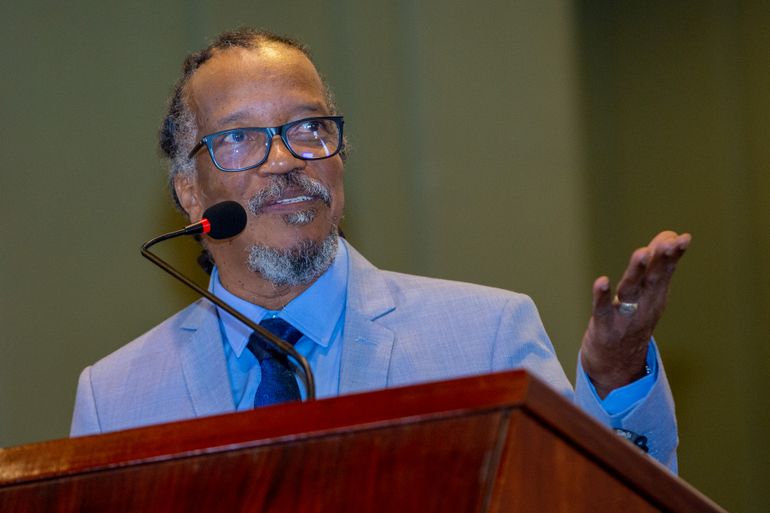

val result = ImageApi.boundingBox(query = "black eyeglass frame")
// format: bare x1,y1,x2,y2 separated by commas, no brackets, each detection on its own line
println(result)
187,116,345,172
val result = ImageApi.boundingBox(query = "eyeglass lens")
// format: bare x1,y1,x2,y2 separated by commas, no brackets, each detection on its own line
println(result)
208,117,341,171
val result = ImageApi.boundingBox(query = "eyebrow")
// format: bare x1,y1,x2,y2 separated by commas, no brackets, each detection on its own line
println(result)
216,104,326,128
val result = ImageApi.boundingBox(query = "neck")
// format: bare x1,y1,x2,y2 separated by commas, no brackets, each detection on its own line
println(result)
217,265,318,310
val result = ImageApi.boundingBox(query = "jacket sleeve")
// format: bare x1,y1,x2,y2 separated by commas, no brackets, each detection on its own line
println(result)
574,341,679,472
491,294,678,472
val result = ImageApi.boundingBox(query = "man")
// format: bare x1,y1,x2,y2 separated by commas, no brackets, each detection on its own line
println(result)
71,29,690,472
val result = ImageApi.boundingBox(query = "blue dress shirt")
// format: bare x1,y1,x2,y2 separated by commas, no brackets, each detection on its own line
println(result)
209,241,655,415
209,242,349,408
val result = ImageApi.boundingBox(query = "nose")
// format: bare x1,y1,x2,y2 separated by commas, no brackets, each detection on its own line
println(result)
259,135,305,175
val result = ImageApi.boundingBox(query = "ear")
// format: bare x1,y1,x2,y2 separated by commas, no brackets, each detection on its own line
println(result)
174,173,204,221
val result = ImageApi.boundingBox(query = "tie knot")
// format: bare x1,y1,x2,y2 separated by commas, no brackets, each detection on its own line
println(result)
260,317,304,345
247,318,304,362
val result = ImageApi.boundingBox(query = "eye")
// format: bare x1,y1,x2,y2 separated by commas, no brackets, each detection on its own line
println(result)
290,118,337,141
300,120,322,132
221,129,247,144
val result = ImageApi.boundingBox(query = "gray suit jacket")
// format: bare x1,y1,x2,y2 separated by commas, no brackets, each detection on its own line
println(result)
71,242,678,469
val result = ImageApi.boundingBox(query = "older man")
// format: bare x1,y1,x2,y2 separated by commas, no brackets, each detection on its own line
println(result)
71,29,690,471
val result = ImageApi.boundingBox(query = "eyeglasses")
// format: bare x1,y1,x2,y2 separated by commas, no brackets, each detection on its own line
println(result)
188,116,344,172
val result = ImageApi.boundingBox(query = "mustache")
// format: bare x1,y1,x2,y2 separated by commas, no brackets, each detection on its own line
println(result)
247,172,331,215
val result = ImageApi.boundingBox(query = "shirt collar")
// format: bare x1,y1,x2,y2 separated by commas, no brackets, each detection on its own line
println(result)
209,240,349,358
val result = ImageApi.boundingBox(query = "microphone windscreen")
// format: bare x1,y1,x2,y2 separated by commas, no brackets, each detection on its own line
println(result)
202,201,247,240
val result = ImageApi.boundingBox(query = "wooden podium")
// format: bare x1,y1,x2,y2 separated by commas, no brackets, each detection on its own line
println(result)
0,371,726,512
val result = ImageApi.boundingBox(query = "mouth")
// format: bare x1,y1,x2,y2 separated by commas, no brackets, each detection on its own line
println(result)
249,173,332,217
256,193,321,226
258,191,321,214
272,195,315,206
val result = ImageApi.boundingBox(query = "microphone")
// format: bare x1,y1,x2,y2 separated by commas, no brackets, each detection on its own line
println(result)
142,201,247,248
184,200,247,240
140,201,316,400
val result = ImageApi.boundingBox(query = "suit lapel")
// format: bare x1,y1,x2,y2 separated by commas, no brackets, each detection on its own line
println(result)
178,300,236,416
339,243,397,394
172,243,398,404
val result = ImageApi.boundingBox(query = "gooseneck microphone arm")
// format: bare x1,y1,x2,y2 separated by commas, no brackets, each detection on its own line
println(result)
140,202,316,401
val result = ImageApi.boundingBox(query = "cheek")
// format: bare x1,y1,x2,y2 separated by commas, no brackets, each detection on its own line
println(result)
198,172,253,204
325,162,345,220
332,183,345,221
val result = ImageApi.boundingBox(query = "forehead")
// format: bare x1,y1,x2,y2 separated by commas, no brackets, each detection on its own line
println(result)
186,44,328,132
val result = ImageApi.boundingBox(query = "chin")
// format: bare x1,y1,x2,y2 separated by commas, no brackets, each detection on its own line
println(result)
255,220,332,252
246,226,340,287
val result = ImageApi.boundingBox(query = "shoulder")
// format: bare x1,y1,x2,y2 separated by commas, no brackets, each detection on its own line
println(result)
345,240,535,315
73,299,218,434
88,299,214,377
382,269,531,310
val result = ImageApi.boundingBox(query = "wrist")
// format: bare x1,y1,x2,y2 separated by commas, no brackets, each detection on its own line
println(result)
580,351,649,399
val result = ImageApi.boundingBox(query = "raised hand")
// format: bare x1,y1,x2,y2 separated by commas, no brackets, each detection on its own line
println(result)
580,231,691,398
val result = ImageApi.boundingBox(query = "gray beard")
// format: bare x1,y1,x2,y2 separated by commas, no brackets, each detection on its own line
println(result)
246,229,339,287
245,171,339,286
283,208,317,225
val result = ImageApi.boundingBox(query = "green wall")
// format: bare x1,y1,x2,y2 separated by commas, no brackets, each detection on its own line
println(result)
0,2,766,511
578,2,769,512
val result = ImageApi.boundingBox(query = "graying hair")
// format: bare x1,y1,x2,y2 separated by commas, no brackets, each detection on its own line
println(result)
158,28,342,213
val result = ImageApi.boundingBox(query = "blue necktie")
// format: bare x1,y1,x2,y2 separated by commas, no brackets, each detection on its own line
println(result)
247,318,304,407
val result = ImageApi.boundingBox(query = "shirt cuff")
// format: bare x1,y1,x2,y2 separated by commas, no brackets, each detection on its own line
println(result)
579,340,659,416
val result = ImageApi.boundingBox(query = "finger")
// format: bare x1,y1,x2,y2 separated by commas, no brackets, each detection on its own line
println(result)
615,247,651,301
670,232,692,254
647,232,692,260
648,230,681,246
643,233,692,290
592,276,614,322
